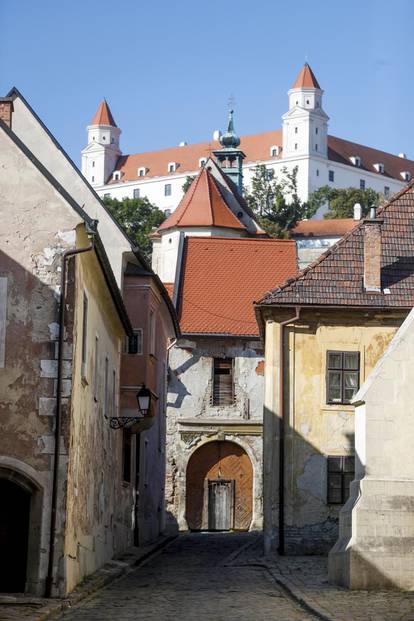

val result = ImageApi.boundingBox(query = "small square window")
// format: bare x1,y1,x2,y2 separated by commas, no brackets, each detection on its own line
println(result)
360,179,366,190
164,183,172,196
329,170,335,182
133,188,140,199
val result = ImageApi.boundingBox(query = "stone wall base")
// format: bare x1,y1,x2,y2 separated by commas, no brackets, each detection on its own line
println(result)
328,478,414,590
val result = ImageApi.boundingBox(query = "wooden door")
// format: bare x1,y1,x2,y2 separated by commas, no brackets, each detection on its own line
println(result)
208,479,234,531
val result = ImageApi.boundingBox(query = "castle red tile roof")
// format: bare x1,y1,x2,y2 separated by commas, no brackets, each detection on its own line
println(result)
91,100,117,127
177,237,298,336
292,63,321,89
258,182,414,309
109,131,414,186
159,167,246,231
291,218,357,237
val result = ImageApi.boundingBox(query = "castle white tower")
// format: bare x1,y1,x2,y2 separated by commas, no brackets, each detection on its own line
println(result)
282,63,329,159
81,100,121,186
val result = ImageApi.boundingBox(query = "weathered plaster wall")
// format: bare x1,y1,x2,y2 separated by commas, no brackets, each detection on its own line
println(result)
263,309,406,554
0,128,80,594
165,337,264,533
64,226,130,594
329,308,414,589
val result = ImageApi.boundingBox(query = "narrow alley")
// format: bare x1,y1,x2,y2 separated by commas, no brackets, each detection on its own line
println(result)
57,534,313,621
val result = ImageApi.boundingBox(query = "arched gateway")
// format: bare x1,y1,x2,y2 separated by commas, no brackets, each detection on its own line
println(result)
186,441,253,531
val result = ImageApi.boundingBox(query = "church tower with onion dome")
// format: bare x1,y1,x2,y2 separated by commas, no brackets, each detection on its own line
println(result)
213,109,246,193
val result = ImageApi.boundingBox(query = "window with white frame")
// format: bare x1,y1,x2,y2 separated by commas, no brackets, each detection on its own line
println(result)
123,329,143,355
133,188,140,199
329,170,335,182
401,171,412,182
164,183,172,196
138,167,146,177
374,162,385,174
270,145,279,157
199,158,207,167
350,156,361,167
168,162,177,173
113,171,121,181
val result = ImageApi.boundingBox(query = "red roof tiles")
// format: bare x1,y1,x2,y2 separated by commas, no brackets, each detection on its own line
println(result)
292,63,321,89
159,167,247,231
109,130,414,186
91,100,117,127
178,237,298,335
258,182,414,309
291,218,357,237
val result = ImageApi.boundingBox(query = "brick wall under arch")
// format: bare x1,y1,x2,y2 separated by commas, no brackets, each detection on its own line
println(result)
186,440,253,530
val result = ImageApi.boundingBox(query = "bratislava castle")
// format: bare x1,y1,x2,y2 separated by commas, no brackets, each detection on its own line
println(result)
82,64,414,215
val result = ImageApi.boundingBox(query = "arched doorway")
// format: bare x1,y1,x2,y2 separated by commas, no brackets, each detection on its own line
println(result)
186,440,253,531
0,478,31,592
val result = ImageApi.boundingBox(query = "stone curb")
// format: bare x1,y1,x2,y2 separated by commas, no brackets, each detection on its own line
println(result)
0,535,176,621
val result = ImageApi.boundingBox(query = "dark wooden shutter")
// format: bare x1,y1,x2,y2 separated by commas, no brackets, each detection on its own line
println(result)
213,358,234,405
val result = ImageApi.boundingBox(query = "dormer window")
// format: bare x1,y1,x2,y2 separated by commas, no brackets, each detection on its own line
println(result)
199,158,207,167
113,171,121,181
374,163,385,174
138,167,147,177
350,156,362,167
270,145,280,157
401,171,412,182
168,162,178,173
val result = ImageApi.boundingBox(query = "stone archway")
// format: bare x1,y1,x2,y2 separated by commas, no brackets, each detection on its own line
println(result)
186,440,253,531
0,467,43,594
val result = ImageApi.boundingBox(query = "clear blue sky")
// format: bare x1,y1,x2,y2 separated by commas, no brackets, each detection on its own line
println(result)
1,0,414,164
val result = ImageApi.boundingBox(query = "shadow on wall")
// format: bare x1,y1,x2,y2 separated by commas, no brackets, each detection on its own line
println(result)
166,349,202,410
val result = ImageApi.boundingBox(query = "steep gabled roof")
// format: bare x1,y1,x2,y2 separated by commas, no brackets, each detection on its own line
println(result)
158,167,247,231
258,182,414,309
91,100,117,127
177,237,298,336
292,63,321,89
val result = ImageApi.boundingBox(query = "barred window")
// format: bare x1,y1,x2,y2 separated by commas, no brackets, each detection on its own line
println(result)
327,456,355,504
326,351,359,404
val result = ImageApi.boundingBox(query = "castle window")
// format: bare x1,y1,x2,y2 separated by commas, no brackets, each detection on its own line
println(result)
133,188,140,199
295,127,298,134
315,144,318,152
315,127,318,135
138,167,146,177
113,171,121,181
360,179,365,190
294,143,298,150
164,183,172,196
91,176,95,183
102,136,106,141
306,99,310,104
316,169,319,177
168,162,177,173
111,137,114,143
384,186,390,197
164,208,172,217
212,358,234,406
401,171,412,182
350,156,361,167
92,161,95,168
199,158,207,167
327,456,355,504
103,193,110,199
374,163,385,174
326,351,359,404
329,170,335,182
270,145,279,157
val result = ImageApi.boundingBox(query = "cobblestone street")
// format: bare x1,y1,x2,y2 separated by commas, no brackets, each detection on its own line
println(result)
57,533,313,621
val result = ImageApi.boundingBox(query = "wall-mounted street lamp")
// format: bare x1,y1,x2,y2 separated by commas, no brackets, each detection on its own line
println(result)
110,384,152,430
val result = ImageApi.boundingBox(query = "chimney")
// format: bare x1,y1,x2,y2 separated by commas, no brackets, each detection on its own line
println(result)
0,97,13,129
353,203,362,220
363,207,383,292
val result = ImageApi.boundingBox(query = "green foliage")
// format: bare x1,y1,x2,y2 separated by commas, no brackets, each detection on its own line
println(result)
103,196,165,260
182,175,196,194
245,165,317,237
308,185,384,219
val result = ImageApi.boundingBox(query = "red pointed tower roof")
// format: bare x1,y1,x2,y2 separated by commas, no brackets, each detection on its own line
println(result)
90,100,117,127
292,63,321,89
158,167,246,232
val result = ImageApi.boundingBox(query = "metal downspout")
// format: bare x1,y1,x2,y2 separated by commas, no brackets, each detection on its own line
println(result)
45,236,95,597
278,306,300,555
